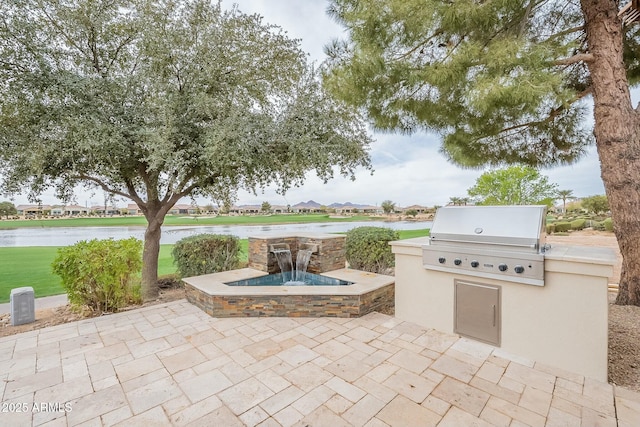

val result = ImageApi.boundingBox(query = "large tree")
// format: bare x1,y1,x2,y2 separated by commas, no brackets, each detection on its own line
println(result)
0,0,372,300
0,201,17,219
325,0,640,306
467,166,558,206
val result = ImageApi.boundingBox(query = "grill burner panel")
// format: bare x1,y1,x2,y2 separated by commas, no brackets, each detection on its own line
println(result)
423,245,544,286
423,205,547,286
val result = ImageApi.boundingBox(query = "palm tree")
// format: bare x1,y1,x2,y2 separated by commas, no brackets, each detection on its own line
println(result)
557,189,576,214
449,196,462,206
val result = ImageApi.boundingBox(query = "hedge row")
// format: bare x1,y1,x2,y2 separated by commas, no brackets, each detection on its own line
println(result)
546,217,613,234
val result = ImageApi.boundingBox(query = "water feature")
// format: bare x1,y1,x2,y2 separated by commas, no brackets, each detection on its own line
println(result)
269,243,317,285
184,232,394,317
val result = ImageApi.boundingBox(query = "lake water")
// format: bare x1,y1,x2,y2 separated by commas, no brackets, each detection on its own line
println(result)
0,221,432,247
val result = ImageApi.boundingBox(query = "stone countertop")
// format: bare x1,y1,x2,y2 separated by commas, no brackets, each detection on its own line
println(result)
543,245,616,266
183,267,394,297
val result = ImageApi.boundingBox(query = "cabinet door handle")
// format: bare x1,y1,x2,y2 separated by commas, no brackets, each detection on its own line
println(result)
493,305,496,327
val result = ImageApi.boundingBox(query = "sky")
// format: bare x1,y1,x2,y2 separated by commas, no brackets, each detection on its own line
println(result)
10,0,607,208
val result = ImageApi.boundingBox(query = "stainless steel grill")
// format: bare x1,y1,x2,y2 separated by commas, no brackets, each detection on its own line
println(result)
423,205,548,286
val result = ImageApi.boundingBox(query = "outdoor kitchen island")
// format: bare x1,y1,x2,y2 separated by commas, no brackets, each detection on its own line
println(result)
391,207,616,382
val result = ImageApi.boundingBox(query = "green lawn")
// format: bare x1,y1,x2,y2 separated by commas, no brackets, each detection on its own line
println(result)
0,213,376,229
0,245,180,303
0,230,423,303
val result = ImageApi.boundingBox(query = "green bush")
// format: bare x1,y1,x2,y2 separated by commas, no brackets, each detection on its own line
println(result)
554,222,572,232
570,219,586,231
172,234,241,278
603,218,614,232
345,226,399,274
546,223,556,234
52,238,142,312
591,220,605,231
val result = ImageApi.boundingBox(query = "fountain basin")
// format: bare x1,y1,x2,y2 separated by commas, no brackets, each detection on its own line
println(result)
183,267,394,318
226,272,352,287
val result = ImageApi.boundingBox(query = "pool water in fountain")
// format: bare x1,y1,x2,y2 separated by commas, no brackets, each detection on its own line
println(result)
224,272,353,286
225,242,353,286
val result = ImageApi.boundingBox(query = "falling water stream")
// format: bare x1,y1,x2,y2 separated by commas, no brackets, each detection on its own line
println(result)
272,249,313,285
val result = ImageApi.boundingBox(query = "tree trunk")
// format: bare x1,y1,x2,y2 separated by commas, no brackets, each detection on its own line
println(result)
142,217,162,301
581,0,640,305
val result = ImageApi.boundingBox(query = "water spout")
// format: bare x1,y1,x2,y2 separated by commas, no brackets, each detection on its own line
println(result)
269,243,314,285
292,249,313,284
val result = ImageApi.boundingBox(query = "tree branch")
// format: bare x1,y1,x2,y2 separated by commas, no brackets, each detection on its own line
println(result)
555,53,594,66
75,173,141,205
541,25,585,43
393,29,443,61
498,87,592,135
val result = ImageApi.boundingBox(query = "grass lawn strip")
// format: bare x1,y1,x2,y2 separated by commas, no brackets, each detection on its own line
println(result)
0,229,428,303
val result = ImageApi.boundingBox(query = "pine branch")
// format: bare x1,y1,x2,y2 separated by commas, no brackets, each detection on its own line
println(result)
541,25,585,43
393,30,443,61
555,53,594,65
498,87,592,135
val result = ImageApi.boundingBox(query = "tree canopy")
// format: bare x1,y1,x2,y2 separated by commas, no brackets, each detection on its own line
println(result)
0,0,373,298
581,195,610,214
381,200,395,214
0,201,17,218
324,0,640,306
324,0,602,167
467,166,558,206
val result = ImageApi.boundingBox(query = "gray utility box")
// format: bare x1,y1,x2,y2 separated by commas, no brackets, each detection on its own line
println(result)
10,287,35,326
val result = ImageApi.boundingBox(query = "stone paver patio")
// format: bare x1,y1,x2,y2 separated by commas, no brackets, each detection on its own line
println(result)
1,299,639,426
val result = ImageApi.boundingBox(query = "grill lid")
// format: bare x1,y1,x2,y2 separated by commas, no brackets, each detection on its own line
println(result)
429,205,547,251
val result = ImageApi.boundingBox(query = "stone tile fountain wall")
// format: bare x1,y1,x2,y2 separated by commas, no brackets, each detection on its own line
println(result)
248,234,346,274
184,233,394,318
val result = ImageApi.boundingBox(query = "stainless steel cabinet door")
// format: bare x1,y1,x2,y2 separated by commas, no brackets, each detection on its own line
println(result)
454,280,501,346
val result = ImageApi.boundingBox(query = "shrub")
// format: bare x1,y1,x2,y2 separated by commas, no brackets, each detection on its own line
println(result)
603,218,614,232
554,222,572,232
546,223,556,234
345,226,399,274
52,238,142,312
405,209,418,218
591,220,605,231
570,219,586,231
172,234,241,278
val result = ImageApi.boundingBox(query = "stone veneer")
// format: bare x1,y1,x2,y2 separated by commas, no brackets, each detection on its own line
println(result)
184,277,394,318
248,233,346,274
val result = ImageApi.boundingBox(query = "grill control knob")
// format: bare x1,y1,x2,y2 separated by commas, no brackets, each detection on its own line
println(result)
470,260,479,268
498,264,508,272
438,257,446,264
514,265,525,274
454,258,462,266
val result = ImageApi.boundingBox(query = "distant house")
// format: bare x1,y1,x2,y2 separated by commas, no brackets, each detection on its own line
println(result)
291,201,323,213
50,206,65,216
271,204,288,214
91,205,121,216
16,204,52,216
64,204,90,216
228,205,260,215
401,205,431,214
169,204,198,215
127,204,143,215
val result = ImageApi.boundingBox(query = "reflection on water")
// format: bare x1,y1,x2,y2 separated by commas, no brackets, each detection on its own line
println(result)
0,221,432,247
